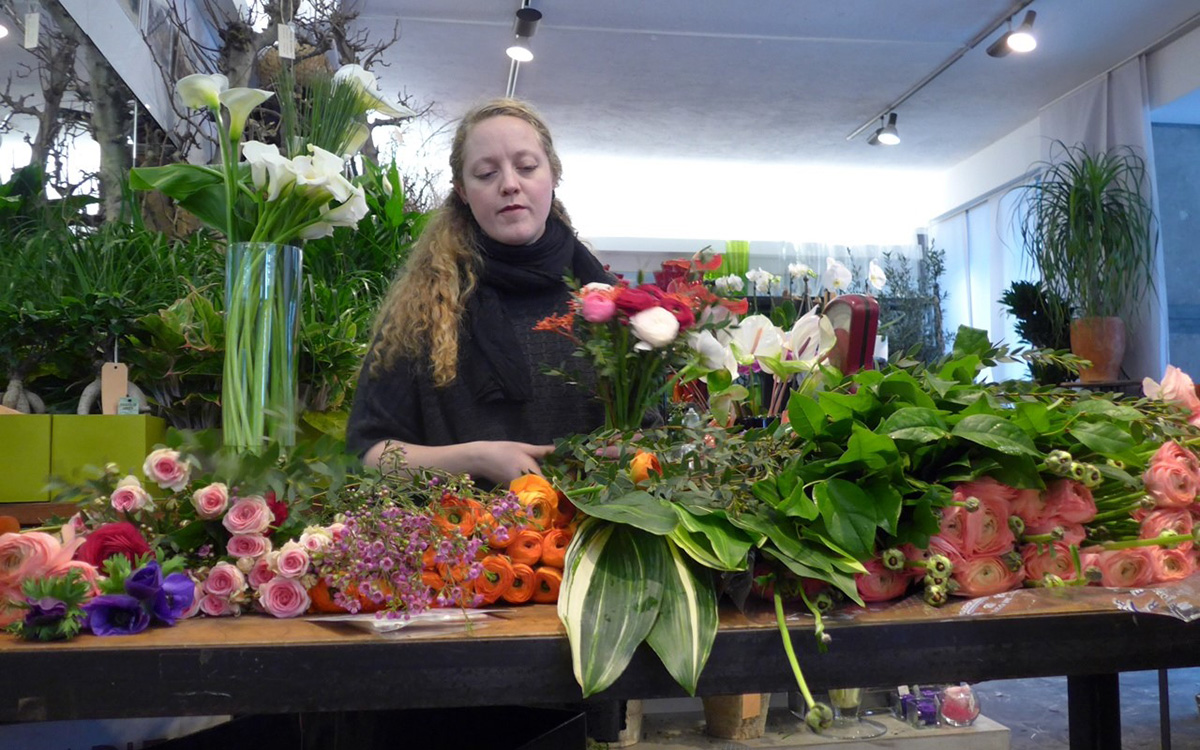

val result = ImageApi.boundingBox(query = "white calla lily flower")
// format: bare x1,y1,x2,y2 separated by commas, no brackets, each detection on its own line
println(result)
322,185,369,227
219,87,273,141
241,141,297,202
729,314,784,366
823,257,852,292
868,259,887,291
333,63,416,119
299,221,335,240
177,73,227,110
343,122,371,157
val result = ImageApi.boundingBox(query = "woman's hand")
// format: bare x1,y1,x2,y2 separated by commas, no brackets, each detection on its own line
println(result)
470,441,555,485
364,438,553,487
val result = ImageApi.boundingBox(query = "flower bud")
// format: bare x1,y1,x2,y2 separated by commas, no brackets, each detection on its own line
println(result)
1041,574,1065,587
926,554,953,577
880,548,906,572
1069,462,1087,481
1008,515,1026,537
812,592,834,614
806,703,834,731
1106,458,1126,471
1049,526,1065,541
1083,464,1102,488
924,572,948,587
924,584,948,607
963,496,981,512
1002,550,1023,572
1084,566,1104,583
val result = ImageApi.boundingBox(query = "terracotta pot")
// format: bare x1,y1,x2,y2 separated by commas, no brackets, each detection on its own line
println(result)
1070,317,1126,383
702,693,771,739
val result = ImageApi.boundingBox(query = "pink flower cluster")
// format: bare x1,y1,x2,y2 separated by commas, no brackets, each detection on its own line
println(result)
1143,365,1200,428
0,527,98,626
934,478,1028,597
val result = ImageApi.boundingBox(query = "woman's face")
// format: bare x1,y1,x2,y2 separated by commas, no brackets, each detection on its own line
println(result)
456,115,556,246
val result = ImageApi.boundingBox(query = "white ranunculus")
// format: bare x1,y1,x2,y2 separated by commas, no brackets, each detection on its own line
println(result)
823,257,852,292
868,259,887,291
729,314,784,365
787,309,837,370
689,330,738,378
333,63,417,119
630,307,680,350
582,282,614,293
176,73,228,110
241,141,297,202
219,87,273,141
322,185,369,227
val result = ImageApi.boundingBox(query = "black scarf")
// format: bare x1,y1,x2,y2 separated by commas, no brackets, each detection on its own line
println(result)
463,217,610,403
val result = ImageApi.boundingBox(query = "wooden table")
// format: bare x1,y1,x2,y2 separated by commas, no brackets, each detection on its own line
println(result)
1,590,1198,750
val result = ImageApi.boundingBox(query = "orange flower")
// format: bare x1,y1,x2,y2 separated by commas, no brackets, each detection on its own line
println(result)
630,450,662,485
502,563,537,604
532,566,563,604
507,529,544,567
540,528,572,568
421,569,445,591
432,494,476,536
308,579,352,614
510,474,559,529
476,555,516,605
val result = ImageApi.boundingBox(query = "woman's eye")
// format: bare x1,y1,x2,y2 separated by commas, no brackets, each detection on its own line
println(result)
518,164,537,173
475,171,496,180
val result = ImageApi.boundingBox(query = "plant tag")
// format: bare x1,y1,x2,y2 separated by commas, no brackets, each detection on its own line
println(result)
740,693,761,719
100,362,129,415
116,397,140,415
23,12,38,49
278,24,295,60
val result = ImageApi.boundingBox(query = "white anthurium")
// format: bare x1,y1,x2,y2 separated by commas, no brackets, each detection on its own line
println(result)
241,141,297,202
333,63,417,119
786,309,837,371
688,330,738,379
729,314,785,370
868,259,887,291
321,184,369,227
219,87,274,141
823,257,852,293
630,307,680,351
176,73,227,110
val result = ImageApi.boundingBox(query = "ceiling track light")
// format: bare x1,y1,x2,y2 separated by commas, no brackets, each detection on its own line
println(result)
506,6,542,62
868,113,900,146
987,9,1037,57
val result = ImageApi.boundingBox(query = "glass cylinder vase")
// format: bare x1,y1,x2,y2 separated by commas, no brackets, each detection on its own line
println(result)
223,242,303,451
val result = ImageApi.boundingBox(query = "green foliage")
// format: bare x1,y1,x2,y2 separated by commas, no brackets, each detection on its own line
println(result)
999,280,1073,384
4,569,91,642
872,242,947,364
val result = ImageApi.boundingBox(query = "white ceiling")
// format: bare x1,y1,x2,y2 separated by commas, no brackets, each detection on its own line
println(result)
355,0,1200,170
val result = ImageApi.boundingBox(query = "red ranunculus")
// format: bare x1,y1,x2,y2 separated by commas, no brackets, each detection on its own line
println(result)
265,490,289,529
75,522,151,568
613,285,661,315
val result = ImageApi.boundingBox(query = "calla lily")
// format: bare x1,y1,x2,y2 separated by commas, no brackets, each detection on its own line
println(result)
823,257,852,292
299,221,335,240
343,122,371,157
219,87,274,141
241,141,297,202
333,63,416,119
729,314,784,367
322,185,369,227
292,145,350,201
868,259,887,291
177,73,228,110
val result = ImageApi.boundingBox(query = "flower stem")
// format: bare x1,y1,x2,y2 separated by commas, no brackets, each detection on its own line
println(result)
774,590,816,710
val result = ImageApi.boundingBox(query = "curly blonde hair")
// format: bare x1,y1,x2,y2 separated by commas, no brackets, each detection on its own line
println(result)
369,98,574,387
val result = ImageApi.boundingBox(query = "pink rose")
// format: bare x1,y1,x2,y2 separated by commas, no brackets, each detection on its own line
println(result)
1021,541,1081,582
257,577,311,618
962,496,1015,556
1041,480,1097,525
274,541,310,579
203,561,247,598
248,557,276,589
1091,548,1154,587
227,534,272,559
199,593,239,617
1139,508,1193,551
298,527,333,553
1149,547,1194,583
854,557,912,602
142,448,191,492
191,483,230,520
1010,488,1049,527
951,555,1023,597
581,290,617,323
222,496,273,535
328,522,347,541
1144,463,1198,508
110,475,154,514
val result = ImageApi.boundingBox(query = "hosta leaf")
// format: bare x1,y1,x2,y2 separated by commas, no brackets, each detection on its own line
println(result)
566,489,677,535
646,540,719,696
672,506,755,570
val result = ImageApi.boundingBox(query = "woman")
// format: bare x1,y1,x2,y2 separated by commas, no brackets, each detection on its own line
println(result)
346,99,612,485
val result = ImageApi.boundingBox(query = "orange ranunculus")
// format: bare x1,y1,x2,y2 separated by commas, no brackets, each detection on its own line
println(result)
476,555,515,605
437,561,473,586
308,579,352,614
510,475,559,511
502,563,536,604
422,547,438,569
520,495,557,530
507,529,543,567
540,528,572,568
532,566,563,604
421,569,445,592
630,450,662,485
432,494,476,536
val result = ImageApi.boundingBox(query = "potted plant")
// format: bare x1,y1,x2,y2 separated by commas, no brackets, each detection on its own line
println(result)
1011,141,1157,382
999,280,1073,385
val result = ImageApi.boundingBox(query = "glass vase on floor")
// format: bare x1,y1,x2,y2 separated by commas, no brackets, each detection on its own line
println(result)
822,688,886,739
223,242,303,452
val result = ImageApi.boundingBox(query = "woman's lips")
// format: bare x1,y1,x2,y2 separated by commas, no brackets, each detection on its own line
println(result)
500,205,525,213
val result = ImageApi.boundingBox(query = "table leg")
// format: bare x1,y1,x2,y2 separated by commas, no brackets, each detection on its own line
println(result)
1067,673,1122,750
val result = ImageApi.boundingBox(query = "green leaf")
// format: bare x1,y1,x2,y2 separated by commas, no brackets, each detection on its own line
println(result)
987,453,1045,489
862,478,904,535
813,478,879,559
829,423,898,471
951,414,1040,456
1065,399,1143,422
777,481,820,521
878,370,938,410
951,326,992,359
786,391,826,440
567,489,678,535
1012,402,1053,435
1068,421,1136,456
672,506,755,570
559,521,665,697
645,539,719,696
880,407,949,443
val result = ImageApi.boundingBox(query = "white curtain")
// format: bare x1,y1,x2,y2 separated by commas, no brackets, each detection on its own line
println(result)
1037,56,1167,381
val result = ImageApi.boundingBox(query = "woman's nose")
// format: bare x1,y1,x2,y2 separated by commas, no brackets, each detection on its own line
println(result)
499,166,520,194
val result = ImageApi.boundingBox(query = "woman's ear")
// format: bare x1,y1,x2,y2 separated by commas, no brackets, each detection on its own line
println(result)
454,182,467,205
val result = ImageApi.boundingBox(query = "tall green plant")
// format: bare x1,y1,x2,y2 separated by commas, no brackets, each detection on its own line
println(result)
1012,141,1156,326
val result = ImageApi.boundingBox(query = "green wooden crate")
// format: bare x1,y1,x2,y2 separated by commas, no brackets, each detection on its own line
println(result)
50,415,167,486
0,415,52,503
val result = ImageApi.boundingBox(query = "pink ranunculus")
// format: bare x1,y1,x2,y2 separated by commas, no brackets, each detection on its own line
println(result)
222,495,273,535
199,593,238,617
925,535,967,570
954,478,1018,508
1139,508,1194,551
1024,520,1087,546
1151,441,1200,479
59,560,103,596
962,496,1015,556
1143,462,1198,508
951,555,1023,597
257,576,311,618
936,507,968,557
203,561,247,598
1010,488,1049,527
227,534,272,559
1145,365,1200,415
1093,548,1155,587
855,557,912,603
274,541,311,579
580,290,617,323
1020,542,1080,583
191,483,230,520
0,531,69,590
1041,479,1097,525
1148,547,1194,583
248,557,276,589
142,448,191,492
110,475,154,514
